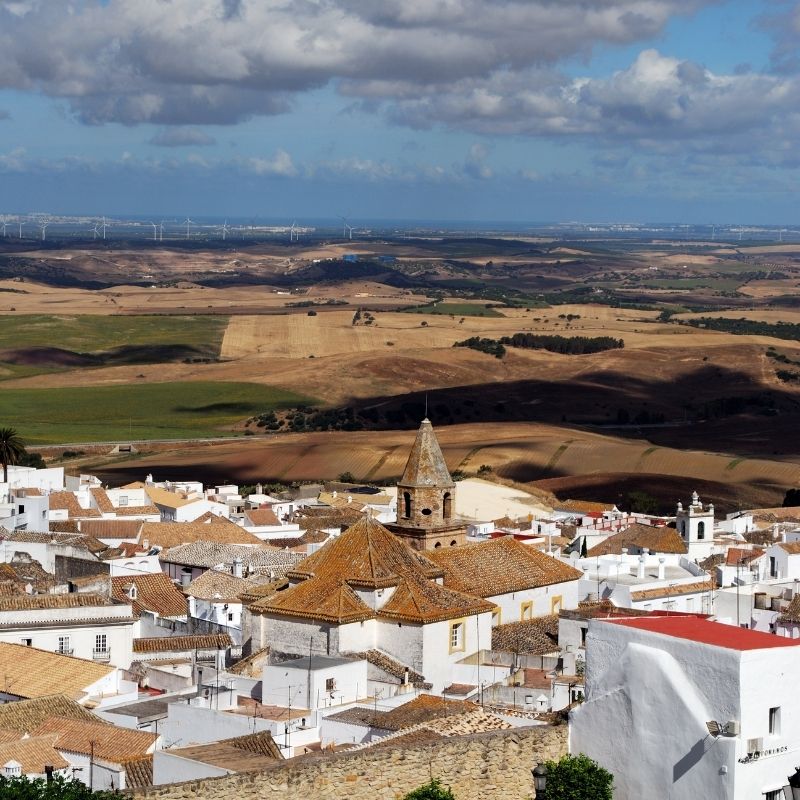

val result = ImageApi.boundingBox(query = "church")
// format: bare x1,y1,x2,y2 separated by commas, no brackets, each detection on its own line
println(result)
243,419,582,694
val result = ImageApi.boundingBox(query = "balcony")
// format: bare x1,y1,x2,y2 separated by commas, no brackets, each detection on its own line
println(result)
92,648,110,661
56,648,74,656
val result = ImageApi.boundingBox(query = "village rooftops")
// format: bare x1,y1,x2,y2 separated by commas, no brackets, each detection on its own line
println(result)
161,731,282,773
604,615,800,651
132,634,233,654
185,569,269,602
777,541,800,555
427,536,582,596
110,573,188,618
160,541,301,572
556,500,617,515
0,643,114,700
491,616,559,655
138,520,263,549
0,694,102,733
0,734,69,774
586,523,687,557
34,715,157,763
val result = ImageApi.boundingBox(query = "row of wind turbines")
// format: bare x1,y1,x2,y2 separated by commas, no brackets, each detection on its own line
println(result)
0,215,356,243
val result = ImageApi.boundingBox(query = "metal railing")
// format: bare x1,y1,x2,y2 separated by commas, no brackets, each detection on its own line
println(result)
92,648,110,660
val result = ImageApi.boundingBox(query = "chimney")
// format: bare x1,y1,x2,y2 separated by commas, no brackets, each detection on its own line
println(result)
658,557,666,580
637,555,645,579
232,557,243,579
180,569,191,588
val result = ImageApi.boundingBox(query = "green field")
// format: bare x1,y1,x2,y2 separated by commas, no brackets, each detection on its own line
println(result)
0,381,311,444
404,302,504,317
0,314,228,353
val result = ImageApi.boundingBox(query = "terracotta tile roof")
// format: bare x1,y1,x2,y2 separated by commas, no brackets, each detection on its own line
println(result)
258,517,492,624
239,578,288,605
0,643,113,700
244,508,280,526
160,541,300,573
260,530,330,551
115,504,160,516
344,649,427,688
78,520,142,540
21,488,43,497
561,600,650,620
725,547,764,566
778,542,800,555
165,731,282,772
47,492,100,519
0,593,113,613
377,576,493,624
520,668,552,690
90,488,115,514
0,695,102,733
779,595,800,623
0,734,69,774
586,523,687,557
144,486,198,509
363,728,444,749
630,580,714,601
428,537,582,597
34,716,157,763
185,570,263,602
442,683,476,696
699,553,725,571
491,616,560,655
47,522,81,534
121,754,153,789
374,695,483,732
111,573,187,618
132,634,233,653
6,557,56,593
139,521,263,549
6,531,81,544
556,499,616,514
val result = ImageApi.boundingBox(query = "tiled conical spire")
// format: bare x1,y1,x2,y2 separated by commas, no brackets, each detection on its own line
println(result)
399,419,454,487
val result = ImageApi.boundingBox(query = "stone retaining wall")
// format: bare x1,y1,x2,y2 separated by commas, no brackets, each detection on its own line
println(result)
134,723,567,800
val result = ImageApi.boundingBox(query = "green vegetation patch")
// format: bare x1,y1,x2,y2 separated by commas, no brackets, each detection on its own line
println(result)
453,337,506,358
682,316,800,342
0,381,311,444
500,332,624,355
404,302,504,317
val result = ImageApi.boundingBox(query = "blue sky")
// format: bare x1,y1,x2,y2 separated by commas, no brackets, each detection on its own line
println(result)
0,0,797,223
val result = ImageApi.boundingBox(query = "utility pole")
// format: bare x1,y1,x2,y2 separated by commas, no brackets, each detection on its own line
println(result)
89,740,95,789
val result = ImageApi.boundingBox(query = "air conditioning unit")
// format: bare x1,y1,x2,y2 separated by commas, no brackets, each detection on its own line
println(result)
747,737,763,755
724,720,740,736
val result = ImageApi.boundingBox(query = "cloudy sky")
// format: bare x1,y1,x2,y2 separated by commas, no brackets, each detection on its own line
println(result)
0,0,797,222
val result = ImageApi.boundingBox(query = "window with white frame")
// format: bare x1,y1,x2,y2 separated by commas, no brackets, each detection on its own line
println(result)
450,621,464,651
57,635,71,654
94,634,108,655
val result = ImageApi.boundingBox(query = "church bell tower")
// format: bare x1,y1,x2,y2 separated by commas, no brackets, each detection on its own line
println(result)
388,418,466,550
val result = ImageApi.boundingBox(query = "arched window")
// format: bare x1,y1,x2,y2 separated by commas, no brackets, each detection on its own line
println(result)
679,520,686,536
403,492,411,519
697,521,705,540
443,492,452,519
434,541,442,548
450,540,457,547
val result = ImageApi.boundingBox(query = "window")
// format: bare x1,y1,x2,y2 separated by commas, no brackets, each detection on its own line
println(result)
697,521,705,540
19,638,31,647
769,706,781,736
770,557,778,578
17,505,24,514
765,791,782,800
325,677,336,692
119,496,128,506
491,608,501,627
94,634,108,659
580,627,588,647
520,601,533,621
57,636,71,655
403,492,411,519
550,595,563,614
227,613,234,622
443,492,452,519
449,621,465,652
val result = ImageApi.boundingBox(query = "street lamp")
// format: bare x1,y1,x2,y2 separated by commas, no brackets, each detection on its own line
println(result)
532,763,548,799
786,766,800,800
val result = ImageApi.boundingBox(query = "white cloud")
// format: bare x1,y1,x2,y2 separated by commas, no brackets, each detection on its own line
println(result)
149,128,217,147
243,150,297,177
0,0,709,125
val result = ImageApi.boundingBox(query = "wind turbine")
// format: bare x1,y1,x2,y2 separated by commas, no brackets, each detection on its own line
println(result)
220,220,230,241
289,221,297,242
339,216,353,240
101,217,108,240
150,222,159,241
17,221,23,238
184,218,194,240
90,224,99,240
159,221,164,242
39,220,49,242
0,218,7,237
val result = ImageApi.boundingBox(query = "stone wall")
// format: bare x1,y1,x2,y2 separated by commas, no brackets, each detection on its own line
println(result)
132,724,567,800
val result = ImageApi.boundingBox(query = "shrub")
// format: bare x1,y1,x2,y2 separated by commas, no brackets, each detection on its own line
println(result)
402,778,455,800
542,753,613,800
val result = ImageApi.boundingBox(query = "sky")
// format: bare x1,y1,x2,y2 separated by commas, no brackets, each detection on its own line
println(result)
0,0,798,223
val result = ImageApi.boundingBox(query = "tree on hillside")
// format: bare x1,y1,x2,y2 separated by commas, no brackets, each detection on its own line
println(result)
0,774,118,799
403,778,455,800
542,753,613,800
783,488,800,507
0,427,25,484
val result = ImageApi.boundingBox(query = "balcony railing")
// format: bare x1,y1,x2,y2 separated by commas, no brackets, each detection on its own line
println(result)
56,648,74,656
92,648,110,661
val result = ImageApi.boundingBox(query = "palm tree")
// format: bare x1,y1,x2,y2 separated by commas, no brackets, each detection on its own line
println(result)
0,427,25,485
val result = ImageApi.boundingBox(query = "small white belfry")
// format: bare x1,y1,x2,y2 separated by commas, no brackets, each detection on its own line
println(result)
675,491,715,560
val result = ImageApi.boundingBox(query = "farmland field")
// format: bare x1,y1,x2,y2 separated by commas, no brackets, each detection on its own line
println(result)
1,381,310,444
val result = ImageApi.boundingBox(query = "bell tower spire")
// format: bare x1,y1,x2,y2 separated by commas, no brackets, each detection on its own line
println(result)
389,418,465,550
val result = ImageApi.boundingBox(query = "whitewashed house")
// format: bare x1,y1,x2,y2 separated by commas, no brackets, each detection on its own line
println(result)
572,614,800,800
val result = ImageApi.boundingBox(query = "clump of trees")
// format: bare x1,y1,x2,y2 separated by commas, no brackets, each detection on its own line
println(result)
683,316,800,342
499,333,624,355
0,774,118,799
453,337,506,359
403,779,455,800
